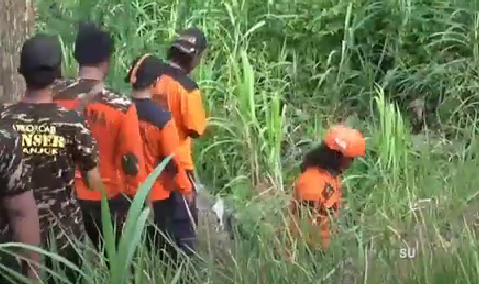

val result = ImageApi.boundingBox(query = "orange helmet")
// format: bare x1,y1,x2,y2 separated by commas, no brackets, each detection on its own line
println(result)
323,125,365,158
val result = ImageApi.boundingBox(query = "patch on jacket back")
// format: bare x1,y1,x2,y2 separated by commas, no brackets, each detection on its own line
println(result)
322,183,334,200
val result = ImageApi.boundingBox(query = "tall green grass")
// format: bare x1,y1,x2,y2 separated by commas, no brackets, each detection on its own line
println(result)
9,0,479,282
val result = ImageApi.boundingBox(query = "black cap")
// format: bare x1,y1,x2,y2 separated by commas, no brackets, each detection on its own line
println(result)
125,54,165,88
18,33,62,74
74,21,114,65
170,28,207,55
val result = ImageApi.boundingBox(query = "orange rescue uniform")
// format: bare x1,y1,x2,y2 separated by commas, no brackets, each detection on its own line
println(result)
133,97,192,202
152,64,206,170
53,79,147,200
290,167,342,250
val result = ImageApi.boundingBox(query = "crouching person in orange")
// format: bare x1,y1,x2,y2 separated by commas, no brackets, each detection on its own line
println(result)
125,54,193,262
289,125,365,252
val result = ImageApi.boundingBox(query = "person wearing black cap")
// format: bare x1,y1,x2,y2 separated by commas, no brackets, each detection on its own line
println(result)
0,33,104,284
53,21,147,261
152,27,208,257
166,27,207,75
126,53,194,262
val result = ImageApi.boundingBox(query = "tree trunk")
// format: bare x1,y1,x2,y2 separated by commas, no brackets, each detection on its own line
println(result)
0,0,35,103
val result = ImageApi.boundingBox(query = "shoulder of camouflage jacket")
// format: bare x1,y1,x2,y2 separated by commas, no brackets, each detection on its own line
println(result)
0,125,19,166
0,101,83,127
0,124,17,141
54,78,134,114
99,88,134,114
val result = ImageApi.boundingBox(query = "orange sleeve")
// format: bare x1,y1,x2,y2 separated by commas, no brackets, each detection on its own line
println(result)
118,105,147,194
181,89,206,137
158,119,192,195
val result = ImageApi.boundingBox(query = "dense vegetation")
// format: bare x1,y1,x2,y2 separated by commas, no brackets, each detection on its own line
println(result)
2,0,479,283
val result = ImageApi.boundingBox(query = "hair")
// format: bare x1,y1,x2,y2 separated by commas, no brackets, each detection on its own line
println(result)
23,68,61,91
300,142,345,174
126,54,155,91
166,46,194,69
131,80,153,91
74,21,114,66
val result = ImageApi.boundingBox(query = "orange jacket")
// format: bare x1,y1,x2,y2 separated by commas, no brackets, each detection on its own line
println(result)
290,167,342,250
53,78,147,201
152,64,206,171
133,97,192,202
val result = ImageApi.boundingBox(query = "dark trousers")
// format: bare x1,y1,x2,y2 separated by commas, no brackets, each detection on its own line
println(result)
168,171,199,257
79,194,131,264
145,198,176,263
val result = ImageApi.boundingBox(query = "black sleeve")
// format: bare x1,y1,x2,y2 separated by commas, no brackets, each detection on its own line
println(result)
0,130,32,196
71,115,98,172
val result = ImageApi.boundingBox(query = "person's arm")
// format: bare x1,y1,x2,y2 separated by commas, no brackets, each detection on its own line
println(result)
71,117,104,193
158,119,192,198
181,89,206,139
118,105,147,194
1,134,40,280
84,167,104,193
